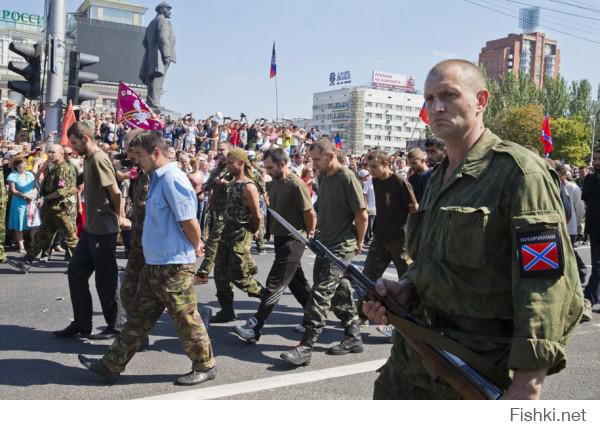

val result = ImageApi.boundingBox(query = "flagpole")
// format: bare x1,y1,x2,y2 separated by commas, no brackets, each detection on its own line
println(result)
275,76,279,124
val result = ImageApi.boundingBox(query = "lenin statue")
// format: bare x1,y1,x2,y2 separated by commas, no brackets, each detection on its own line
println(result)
139,2,176,111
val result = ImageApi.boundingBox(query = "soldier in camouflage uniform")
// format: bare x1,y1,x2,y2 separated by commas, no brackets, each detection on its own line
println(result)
194,142,232,284
0,170,6,264
79,131,216,386
9,144,78,273
281,137,368,366
364,60,583,400
211,148,263,323
119,129,149,315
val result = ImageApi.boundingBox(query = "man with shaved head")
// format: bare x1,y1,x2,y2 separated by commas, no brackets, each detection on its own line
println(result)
364,59,583,399
9,143,79,272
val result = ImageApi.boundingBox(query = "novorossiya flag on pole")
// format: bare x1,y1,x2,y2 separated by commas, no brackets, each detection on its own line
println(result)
541,113,553,157
116,81,164,130
419,101,430,125
270,42,277,79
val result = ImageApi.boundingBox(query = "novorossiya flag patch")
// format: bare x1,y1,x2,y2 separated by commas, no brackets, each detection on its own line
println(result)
517,229,564,278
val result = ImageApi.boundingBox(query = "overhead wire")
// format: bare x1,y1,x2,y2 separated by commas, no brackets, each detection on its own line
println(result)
548,0,600,14
464,0,600,45
504,0,600,21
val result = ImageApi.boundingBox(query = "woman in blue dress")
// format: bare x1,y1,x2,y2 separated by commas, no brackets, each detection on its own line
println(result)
7,157,40,254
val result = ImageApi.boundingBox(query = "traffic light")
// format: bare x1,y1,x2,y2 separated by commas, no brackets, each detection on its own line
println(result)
67,50,99,105
8,42,42,100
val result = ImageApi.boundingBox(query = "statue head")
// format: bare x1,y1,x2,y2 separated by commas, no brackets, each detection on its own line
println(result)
155,2,172,18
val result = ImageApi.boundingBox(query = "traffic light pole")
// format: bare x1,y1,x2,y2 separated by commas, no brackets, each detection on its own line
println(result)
44,0,67,142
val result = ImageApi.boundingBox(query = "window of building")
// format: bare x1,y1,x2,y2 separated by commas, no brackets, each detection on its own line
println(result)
102,7,134,24
385,125,391,131
384,136,391,141
90,6,99,19
385,115,392,120
366,102,373,107
364,134,371,140
366,113,373,118
375,113,383,119
375,124,382,130
374,135,382,141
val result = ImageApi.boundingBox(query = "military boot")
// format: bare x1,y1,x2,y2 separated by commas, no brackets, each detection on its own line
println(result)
327,321,363,355
280,344,312,366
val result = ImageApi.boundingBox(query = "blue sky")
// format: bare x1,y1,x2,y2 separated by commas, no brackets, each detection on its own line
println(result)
6,0,600,119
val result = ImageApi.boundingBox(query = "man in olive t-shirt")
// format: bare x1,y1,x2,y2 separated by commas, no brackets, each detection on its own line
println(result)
281,137,368,367
234,148,316,343
53,122,126,340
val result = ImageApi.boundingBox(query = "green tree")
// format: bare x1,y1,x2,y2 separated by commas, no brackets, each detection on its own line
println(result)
542,76,569,118
551,117,592,165
485,72,541,123
569,79,593,121
488,104,545,153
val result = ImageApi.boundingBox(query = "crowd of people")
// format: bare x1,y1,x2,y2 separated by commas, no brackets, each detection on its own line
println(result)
0,59,598,399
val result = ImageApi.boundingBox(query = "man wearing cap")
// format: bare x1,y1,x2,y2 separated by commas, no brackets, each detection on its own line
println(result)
211,148,263,323
139,2,176,110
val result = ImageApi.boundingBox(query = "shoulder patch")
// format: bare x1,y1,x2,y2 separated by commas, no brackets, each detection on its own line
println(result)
517,229,564,278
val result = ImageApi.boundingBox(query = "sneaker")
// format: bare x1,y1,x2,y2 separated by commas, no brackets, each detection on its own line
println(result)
8,257,32,274
233,317,259,343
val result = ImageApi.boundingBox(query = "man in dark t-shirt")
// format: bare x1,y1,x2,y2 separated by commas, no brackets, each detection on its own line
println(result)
359,149,417,328
407,147,430,204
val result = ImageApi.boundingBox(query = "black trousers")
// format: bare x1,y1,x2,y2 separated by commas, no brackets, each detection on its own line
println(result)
254,236,310,331
67,231,121,330
585,233,600,305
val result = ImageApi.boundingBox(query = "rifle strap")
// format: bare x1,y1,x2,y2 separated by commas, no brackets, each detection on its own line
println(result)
387,312,512,390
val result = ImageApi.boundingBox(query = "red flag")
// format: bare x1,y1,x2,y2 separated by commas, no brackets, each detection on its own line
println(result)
59,102,76,147
116,81,164,130
419,102,430,125
541,113,553,156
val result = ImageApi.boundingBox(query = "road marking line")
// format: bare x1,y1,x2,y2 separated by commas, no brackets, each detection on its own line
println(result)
141,359,387,400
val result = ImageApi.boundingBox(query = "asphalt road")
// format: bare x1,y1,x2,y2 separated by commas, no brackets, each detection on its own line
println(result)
0,242,598,400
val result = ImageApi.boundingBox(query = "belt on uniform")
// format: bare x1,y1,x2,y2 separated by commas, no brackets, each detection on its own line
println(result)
437,314,514,338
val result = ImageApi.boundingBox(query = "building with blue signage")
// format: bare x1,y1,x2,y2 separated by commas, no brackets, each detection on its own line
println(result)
311,70,426,153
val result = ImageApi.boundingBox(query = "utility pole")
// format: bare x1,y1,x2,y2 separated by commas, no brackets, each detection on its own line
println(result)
44,0,67,143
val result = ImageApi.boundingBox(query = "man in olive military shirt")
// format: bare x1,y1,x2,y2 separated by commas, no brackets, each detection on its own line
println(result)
364,59,583,400
281,137,368,366
234,147,316,343
8,144,78,273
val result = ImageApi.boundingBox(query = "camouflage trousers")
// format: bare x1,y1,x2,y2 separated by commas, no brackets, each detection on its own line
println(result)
214,224,262,311
0,197,6,262
358,237,409,318
103,263,215,373
197,211,225,277
120,226,144,315
302,244,359,346
254,214,265,251
30,208,78,259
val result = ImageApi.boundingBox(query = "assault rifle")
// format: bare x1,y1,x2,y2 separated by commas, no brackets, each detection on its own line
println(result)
269,208,510,400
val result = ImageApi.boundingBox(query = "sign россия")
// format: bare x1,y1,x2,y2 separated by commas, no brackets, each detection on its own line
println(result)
1,10,44,27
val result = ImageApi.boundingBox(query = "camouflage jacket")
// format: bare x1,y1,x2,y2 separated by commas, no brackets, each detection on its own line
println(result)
224,179,253,226
205,163,231,212
40,161,77,211
403,129,583,375
131,170,150,237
